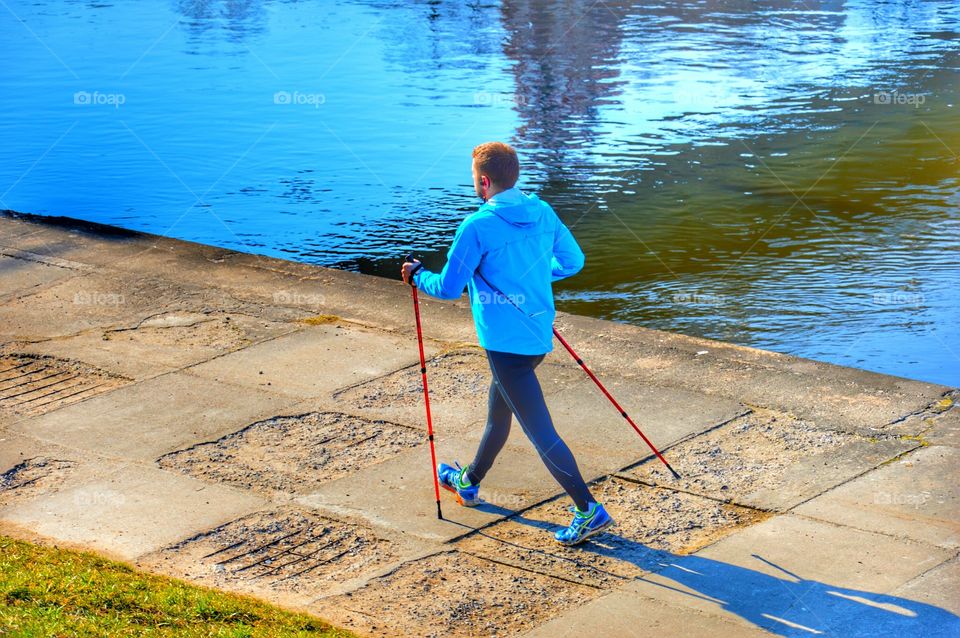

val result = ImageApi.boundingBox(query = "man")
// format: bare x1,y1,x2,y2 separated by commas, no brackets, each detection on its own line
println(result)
401,141,614,546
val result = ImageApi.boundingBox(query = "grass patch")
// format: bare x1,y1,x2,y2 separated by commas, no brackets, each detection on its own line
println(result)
0,536,355,637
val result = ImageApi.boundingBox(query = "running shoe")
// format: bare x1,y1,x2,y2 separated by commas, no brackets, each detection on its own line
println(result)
437,461,481,507
554,502,615,546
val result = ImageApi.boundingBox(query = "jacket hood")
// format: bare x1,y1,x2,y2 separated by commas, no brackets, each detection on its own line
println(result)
483,191,544,227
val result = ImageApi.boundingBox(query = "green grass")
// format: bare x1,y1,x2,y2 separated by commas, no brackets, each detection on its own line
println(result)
0,536,355,637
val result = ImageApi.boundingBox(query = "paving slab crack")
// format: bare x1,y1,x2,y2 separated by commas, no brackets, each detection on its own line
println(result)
461,550,608,590
787,510,953,552
782,441,925,515
883,389,958,427
613,473,776,512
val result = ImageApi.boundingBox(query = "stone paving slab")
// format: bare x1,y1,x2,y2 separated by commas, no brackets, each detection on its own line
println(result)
0,247,96,273
0,212,236,273
793,445,960,549
300,404,768,539
183,323,431,398
618,407,918,512
294,409,749,546
0,263,310,347
0,349,131,419
926,407,960,447
157,411,425,499
455,476,771,588
0,271,190,341
843,555,960,637
889,555,960,615
1,216,478,345
9,372,298,460
0,431,46,472
0,218,345,312
213,262,479,345
138,506,433,609
296,438,563,543
0,240,96,282
624,514,955,637
0,431,83,510
0,254,82,301
553,314,954,434
329,348,491,434
0,460,267,560
521,588,777,638
309,549,603,638
546,376,748,470
0,215,48,242
6,311,300,380
329,347,582,434
120,243,481,345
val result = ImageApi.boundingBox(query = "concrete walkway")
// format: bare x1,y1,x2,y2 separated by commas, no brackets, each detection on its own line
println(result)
1,209,957,637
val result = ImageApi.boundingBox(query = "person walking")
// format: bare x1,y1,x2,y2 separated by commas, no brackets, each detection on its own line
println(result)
401,141,614,546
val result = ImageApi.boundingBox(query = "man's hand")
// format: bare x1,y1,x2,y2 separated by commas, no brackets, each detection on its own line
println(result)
401,259,422,285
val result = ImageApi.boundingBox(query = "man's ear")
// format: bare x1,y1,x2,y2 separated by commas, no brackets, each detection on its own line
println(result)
479,174,491,202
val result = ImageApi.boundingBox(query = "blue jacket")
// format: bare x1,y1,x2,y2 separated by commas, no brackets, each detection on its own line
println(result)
413,188,585,354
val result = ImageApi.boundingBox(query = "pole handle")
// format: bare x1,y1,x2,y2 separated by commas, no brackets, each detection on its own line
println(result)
403,253,421,287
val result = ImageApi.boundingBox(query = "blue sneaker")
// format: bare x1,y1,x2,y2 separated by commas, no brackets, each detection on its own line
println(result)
437,462,481,507
554,502,615,546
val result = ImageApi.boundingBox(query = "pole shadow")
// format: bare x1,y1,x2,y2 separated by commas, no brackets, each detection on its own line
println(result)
461,510,960,637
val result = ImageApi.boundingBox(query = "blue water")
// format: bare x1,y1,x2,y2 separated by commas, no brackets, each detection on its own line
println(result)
2,0,958,386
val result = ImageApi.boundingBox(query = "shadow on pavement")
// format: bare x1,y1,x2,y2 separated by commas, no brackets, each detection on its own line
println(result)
447,510,960,637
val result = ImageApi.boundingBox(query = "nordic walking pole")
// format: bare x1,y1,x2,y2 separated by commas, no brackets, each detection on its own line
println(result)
405,254,443,520
552,328,681,480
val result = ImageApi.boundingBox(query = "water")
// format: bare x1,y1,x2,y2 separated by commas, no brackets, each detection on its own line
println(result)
2,0,958,387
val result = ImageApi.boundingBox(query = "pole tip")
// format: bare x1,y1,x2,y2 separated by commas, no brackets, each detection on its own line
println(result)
436,501,443,520
667,464,681,480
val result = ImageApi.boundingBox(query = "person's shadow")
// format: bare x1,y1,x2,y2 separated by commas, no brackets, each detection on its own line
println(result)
454,508,960,637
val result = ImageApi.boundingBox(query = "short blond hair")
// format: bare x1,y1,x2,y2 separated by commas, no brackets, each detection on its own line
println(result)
472,141,519,189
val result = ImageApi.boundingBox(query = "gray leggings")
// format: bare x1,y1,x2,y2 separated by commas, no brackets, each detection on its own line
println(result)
465,349,594,511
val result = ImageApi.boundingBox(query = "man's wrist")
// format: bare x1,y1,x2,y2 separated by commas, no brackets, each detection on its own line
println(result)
409,262,425,282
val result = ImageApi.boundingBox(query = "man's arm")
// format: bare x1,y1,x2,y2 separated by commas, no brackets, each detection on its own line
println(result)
413,220,483,299
551,217,585,281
